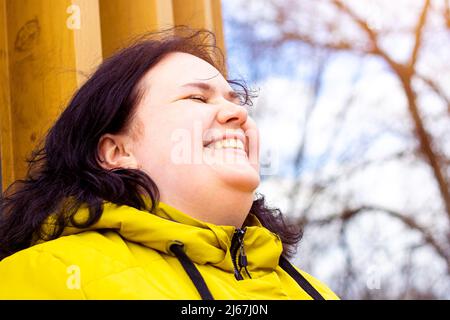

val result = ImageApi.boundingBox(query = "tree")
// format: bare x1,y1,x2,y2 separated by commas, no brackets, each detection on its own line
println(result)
224,0,450,298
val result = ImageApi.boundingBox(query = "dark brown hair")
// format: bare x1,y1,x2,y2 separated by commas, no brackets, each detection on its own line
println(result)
0,26,301,260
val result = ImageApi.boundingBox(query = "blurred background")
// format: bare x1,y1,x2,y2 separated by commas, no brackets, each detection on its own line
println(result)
223,0,450,299
1,0,449,299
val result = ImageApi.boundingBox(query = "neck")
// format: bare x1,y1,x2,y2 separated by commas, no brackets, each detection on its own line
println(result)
160,187,255,228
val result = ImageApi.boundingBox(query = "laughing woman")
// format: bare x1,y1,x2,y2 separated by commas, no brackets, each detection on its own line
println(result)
0,27,338,300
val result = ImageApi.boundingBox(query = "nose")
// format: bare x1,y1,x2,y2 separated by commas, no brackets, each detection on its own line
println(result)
216,100,248,126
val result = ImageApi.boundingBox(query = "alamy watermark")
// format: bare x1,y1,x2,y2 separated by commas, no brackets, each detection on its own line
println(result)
66,264,81,290
66,4,81,30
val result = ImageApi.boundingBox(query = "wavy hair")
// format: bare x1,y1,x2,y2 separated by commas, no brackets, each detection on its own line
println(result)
0,26,302,260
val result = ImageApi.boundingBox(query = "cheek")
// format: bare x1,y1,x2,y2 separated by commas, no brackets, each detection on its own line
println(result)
132,134,161,172
245,121,260,169
133,111,206,172
133,120,211,195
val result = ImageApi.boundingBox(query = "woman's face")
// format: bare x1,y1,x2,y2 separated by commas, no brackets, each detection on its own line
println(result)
124,52,260,218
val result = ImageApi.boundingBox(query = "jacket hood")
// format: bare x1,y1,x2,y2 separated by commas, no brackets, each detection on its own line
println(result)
42,200,284,276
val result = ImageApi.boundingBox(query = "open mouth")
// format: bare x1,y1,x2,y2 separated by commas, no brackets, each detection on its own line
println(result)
203,131,248,156
204,138,245,151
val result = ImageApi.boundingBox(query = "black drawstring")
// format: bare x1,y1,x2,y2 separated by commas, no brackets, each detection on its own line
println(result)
169,242,325,300
279,256,325,300
169,242,214,300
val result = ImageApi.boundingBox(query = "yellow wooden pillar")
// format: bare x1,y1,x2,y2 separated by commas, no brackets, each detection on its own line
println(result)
72,0,103,86
0,0,102,190
0,0,14,192
0,0,226,191
172,0,227,71
99,0,226,62
99,0,174,59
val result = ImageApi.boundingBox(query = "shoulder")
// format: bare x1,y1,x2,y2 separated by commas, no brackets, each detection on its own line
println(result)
0,241,87,299
3,230,138,273
0,231,164,299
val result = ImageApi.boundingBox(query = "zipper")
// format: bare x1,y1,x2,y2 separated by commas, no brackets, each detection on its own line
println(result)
230,227,251,280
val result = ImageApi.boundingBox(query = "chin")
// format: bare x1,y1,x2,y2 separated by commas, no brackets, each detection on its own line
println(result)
215,167,260,192
202,147,260,191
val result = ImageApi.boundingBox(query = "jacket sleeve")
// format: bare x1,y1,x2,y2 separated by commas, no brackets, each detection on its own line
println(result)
0,248,86,299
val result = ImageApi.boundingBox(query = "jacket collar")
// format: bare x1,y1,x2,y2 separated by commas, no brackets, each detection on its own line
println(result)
58,201,283,275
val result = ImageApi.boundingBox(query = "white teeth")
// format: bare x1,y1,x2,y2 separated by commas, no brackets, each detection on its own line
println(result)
207,138,245,151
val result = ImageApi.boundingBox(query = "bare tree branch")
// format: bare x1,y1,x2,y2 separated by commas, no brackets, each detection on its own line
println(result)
304,205,450,273
401,79,450,221
284,52,333,216
410,0,431,71
445,0,450,29
338,221,357,298
261,30,366,54
329,0,450,220
317,150,413,188
286,54,374,218
330,0,407,75
415,73,450,115
234,0,450,297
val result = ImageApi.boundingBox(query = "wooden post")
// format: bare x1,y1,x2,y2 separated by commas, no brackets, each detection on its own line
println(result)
0,0,102,189
0,0,226,190
99,0,174,58
172,0,227,74
0,0,14,192
72,0,103,86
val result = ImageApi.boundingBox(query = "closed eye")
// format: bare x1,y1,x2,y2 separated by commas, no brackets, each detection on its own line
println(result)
187,95,207,103
186,94,247,106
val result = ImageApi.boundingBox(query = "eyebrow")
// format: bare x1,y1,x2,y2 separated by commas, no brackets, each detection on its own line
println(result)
180,82,242,104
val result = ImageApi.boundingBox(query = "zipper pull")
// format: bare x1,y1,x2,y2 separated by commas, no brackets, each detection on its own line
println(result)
237,228,252,279
238,242,248,268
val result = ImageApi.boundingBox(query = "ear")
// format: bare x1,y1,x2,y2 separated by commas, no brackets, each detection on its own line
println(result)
97,133,139,170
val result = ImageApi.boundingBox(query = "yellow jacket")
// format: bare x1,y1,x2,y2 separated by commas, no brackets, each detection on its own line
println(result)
0,201,339,299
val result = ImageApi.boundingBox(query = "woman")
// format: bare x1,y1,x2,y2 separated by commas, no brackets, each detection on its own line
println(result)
0,26,338,300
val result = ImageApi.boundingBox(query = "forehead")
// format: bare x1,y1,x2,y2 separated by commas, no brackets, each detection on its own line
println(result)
143,52,227,92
